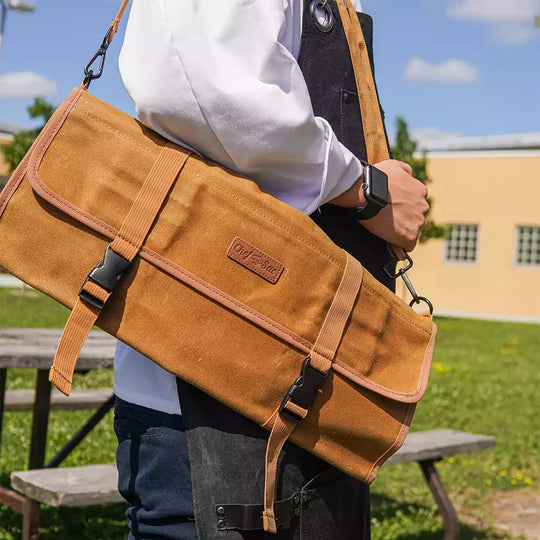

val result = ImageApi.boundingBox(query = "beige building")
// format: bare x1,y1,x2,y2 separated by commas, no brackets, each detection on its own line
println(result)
400,133,540,323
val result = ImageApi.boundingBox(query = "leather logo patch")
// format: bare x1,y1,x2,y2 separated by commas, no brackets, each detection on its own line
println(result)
227,237,284,284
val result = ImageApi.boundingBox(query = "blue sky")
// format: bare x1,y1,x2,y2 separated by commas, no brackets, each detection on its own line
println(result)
0,0,539,142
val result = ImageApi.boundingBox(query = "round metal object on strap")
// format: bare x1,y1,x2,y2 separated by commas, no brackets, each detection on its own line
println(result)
310,0,334,33
409,296,434,315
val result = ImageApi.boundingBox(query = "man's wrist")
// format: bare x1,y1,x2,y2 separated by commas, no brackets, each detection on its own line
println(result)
328,172,367,208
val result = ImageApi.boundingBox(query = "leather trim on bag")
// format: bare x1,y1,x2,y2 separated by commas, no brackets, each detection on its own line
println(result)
21,88,434,405
0,154,29,220
364,402,417,484
0,88,84,219
227,236,284,284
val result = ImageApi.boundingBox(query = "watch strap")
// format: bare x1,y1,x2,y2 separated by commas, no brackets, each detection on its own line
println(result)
354,200,384,220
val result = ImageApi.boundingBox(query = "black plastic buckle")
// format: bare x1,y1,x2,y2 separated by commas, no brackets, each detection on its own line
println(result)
78,243,131,309
279,357,330,423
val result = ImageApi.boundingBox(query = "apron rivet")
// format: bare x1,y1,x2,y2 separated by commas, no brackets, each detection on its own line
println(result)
310,0,335,33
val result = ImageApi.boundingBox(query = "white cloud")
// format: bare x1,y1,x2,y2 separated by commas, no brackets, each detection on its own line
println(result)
447,0,540,22
490,21,536,45
447,0,540,44
0,72,57,100
405,58,479,83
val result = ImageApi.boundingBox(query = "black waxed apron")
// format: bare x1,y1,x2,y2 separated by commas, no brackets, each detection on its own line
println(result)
301,2,395,292
177,2,393,538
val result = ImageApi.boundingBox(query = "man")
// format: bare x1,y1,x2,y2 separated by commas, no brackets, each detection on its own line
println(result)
114,1,429,538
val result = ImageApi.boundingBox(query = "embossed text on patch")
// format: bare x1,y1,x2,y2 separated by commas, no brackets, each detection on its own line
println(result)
227,237,284,284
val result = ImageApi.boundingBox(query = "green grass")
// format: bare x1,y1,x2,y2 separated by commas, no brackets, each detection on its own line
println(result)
0,288,70,329
371,317,539,539
1,288,539,538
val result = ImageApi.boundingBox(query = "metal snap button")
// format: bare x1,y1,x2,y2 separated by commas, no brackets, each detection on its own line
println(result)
216,506,226,517
310,0,334,33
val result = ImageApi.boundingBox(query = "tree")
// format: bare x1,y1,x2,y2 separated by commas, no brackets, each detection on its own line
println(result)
1,98,56,173
391,116,447,243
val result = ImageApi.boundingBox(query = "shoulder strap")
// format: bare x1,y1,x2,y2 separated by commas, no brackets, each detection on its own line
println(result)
335,0,389,164
335,0,407,261
107,0,131,44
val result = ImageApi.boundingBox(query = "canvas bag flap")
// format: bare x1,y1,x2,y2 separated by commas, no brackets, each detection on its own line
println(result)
2,86,436,406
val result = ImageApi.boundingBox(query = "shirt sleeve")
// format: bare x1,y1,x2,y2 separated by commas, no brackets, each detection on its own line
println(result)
119,0,364,215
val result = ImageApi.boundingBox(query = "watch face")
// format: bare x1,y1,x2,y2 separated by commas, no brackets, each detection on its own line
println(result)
366,166,389,207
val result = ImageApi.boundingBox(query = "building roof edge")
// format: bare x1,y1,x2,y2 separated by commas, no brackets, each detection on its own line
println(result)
418,132,540,153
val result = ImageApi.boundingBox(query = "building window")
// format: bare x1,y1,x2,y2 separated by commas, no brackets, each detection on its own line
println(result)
516,226,540,266
444,224,478,263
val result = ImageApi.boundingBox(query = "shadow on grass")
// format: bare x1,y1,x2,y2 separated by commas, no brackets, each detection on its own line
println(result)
371,492,507,540
1,503,128,540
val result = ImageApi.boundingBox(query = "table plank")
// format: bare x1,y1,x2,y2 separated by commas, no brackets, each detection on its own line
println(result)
388,429,495,464
0,329,116,369
5,389,114,411
11,464,124,507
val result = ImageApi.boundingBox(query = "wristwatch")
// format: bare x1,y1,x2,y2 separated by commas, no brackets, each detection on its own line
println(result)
353,162,389,220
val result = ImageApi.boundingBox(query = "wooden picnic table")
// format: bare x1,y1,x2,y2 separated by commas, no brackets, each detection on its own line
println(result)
0,328,116,519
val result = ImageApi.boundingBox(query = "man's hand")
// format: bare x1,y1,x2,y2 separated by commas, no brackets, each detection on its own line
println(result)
330,159,429,252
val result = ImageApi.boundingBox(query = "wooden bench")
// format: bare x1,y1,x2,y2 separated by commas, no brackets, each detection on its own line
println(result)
9,465,123,540
9,429,495,540
3,389,113,412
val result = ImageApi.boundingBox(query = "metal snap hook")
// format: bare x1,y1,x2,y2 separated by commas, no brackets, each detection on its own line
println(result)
310,0,334,33
409,296,434,315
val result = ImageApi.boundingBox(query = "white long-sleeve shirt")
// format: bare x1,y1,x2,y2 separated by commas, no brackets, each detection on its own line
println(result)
115,0,363,414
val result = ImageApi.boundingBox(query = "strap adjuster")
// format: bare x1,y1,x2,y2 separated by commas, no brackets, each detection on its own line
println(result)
279,357,330,423
78,243,131,309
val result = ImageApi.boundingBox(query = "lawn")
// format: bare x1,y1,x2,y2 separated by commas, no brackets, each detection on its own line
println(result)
0,287,539,539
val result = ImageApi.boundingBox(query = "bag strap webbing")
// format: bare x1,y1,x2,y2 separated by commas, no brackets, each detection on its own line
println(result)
49,144,191,395
336,0,407,261
335,0,388,164
106,0,130,44
262,253,363,533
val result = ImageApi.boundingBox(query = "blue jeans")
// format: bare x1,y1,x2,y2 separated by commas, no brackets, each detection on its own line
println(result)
114,397,197,539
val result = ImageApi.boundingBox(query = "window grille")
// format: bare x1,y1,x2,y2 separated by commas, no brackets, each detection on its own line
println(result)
516,226,540,266
444,224,478,263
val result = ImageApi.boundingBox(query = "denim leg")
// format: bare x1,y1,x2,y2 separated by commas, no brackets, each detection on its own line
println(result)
113,396,197,540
